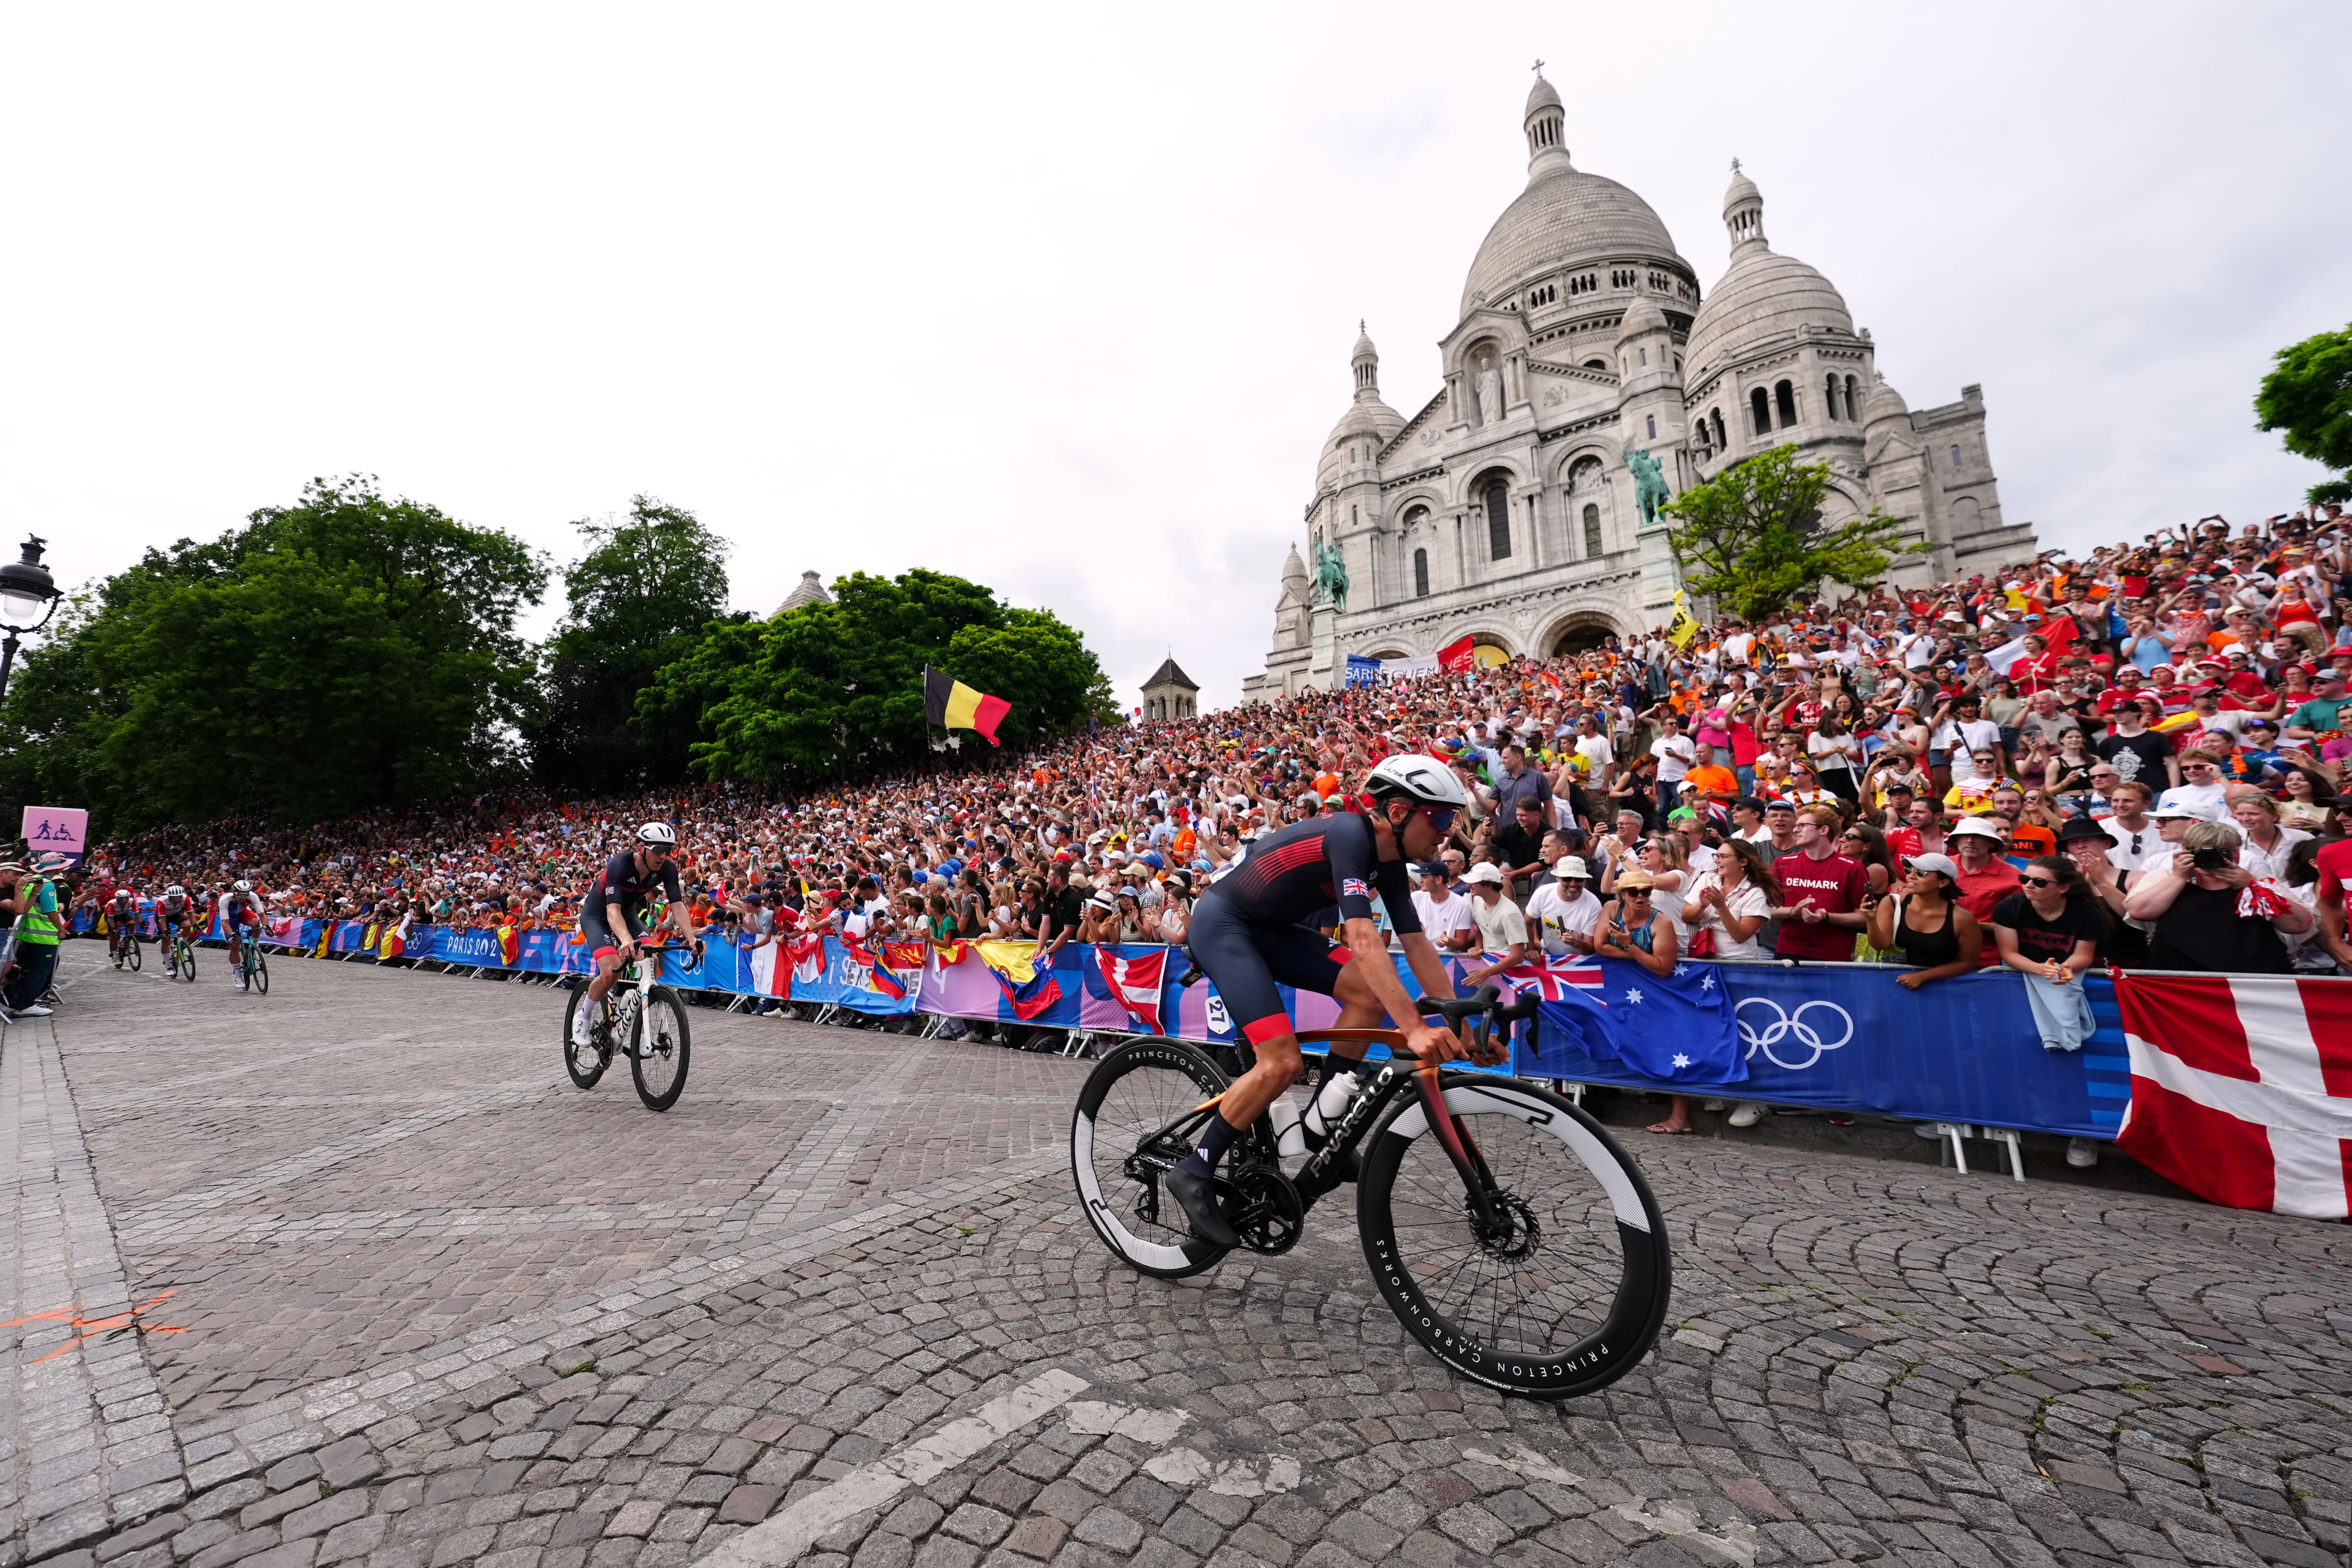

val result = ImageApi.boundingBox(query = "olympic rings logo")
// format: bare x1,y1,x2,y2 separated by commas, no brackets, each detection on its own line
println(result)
1735,997,1854,1071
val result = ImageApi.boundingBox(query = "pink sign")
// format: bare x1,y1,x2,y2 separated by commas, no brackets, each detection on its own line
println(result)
23,806,88,864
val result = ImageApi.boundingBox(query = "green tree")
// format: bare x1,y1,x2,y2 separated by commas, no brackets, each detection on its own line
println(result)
531,495,735,790
2255,322,2352,506
0,476,547,835
1661,444,1927,622
638,568,1113,784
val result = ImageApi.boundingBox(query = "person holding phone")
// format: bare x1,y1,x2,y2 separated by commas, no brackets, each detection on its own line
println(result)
2125,821,2311,974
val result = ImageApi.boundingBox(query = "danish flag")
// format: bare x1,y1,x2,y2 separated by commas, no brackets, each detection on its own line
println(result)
1092,947,1168,1034
2114,972,2352,1220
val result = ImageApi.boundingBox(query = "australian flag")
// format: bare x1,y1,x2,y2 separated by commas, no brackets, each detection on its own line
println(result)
1538,958,1745,1087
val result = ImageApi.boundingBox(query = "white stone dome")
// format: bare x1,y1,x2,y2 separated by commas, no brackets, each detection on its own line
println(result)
1686,166,1854,376
1684,249,1853,373
1863,373,1911,426
1461,170,1686,320
1615,293,1669,342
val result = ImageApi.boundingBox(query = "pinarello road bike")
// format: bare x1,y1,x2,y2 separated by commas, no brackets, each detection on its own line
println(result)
1071,986,1671,1400
110,919,141,972
561,939,697,1112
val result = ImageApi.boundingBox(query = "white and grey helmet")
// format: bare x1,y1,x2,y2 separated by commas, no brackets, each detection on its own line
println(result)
636,822,678,847
1365,754,1470,811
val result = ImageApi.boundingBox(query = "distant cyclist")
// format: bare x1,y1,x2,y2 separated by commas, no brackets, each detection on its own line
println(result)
218,879,264,989
571,822,705,1050
1166,754,1498,1246
158,884,199,953
107,882,140,962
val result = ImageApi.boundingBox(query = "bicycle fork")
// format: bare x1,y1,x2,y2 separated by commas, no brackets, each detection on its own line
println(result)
1408,1062,1512,1239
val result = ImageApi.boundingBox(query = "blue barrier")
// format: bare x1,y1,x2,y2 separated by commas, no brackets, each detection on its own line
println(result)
1535,962,2128,1140
74,909,2134,1138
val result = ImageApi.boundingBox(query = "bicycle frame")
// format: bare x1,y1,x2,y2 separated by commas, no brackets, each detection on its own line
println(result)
1128,1009,1515,1232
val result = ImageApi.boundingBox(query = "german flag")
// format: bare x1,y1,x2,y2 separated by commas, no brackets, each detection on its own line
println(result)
923,666,1010,747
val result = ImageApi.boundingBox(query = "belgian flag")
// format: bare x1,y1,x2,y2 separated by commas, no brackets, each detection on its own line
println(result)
922,666,1010,746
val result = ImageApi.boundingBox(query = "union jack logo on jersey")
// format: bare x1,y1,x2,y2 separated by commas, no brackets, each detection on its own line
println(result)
1340,877,1371,901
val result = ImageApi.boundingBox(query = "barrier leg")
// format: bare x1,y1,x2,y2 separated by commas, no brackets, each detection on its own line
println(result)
1939,1124,1969,1176
1992,1128,2026,1182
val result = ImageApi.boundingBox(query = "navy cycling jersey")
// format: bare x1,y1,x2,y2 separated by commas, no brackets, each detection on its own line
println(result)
586,849,684,921
1201,814,1420,936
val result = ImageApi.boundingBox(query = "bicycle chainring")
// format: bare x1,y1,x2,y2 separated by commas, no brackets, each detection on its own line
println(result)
1469,1190,1542,1261
1226,1165,1305,1256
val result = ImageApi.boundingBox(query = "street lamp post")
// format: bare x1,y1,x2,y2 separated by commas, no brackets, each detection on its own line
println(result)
0,536,62,706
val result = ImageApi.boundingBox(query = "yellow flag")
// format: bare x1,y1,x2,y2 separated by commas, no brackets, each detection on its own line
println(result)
1667,590,1701,650
974,940,1043,986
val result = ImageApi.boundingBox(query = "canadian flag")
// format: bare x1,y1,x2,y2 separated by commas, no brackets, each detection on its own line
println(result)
1092,947,1168,1034
2113,973,2352,1220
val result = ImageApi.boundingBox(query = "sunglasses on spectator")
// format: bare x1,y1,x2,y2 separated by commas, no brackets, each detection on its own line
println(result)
2018,875,2059,889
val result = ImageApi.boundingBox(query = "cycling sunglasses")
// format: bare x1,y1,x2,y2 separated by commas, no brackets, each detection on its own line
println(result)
1416,807,1458,833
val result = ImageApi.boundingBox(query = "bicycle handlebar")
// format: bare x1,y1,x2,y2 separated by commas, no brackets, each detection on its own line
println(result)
1414,986,1538,1025
629,938,703,971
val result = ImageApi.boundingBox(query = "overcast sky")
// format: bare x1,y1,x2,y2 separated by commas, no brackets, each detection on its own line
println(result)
4,3,2346,712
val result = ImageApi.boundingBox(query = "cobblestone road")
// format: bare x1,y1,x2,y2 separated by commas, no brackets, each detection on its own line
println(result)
4,942,2346,1568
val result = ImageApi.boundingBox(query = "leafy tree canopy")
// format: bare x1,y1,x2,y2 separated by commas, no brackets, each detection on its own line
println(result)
531,496,734,791
0,476,546,835
2255,321,2352,505
1661,444,1927,622
637,568,1114,784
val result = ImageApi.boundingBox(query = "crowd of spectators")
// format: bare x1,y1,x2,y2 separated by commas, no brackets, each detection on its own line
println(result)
36,506,2352,1157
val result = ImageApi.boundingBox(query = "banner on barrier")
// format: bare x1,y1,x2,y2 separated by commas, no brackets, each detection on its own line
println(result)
1535,963,2131,1140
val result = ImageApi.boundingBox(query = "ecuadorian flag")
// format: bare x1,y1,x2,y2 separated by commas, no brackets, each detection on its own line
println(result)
923,666,1010,747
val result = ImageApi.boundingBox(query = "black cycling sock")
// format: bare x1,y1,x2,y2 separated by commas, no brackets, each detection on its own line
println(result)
1176,1112,1240,1179
1322,1054,1365,1084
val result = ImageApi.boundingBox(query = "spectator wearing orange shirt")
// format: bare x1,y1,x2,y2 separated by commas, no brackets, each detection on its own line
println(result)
1681,742,1739,810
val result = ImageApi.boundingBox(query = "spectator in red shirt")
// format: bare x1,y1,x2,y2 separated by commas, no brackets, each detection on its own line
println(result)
1768,805,1872,962
1948,816,2023,934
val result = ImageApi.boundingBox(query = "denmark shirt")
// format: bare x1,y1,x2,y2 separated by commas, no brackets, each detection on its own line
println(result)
1771,851,1869,962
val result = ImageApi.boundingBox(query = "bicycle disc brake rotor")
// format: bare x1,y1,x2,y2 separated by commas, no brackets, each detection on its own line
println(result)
1468,1190,1542,1261
1226,1166,1305,1256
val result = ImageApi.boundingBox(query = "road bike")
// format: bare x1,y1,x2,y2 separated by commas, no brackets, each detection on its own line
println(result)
1071,987,1671,1400
239,936,268,995
561,940,697,1111
171,928,198,983
110,921,142,972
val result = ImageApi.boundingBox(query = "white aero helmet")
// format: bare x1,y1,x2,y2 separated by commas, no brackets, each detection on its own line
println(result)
234,879,253,893
637,821,678,847
1366,754,1470,811
165,885,184,898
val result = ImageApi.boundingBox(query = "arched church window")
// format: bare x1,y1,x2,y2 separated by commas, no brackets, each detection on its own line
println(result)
1584,359,1606,372
1824,373,1841,420
1413,548,1429,598
1952,445,1964,470
1485,481,1512,561
1775,380,1798,428
1750,388,1771,436
1845,375,1860,422
1582,503,1603,558
1646,415,1657,439
1711,409,1728,450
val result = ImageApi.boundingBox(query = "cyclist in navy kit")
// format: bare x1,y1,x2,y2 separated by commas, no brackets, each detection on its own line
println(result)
571,822,705,1049
1168,754,1494,1245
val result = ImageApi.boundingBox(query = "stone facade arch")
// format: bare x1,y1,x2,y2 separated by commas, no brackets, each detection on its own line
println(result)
1536,604,1637,657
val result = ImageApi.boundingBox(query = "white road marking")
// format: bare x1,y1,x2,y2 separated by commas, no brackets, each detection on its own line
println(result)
1613,1499,1758,1567
1142,1448,1302,1498
1461,1444,1585,1487
698,1368,1089,1566
1062,1399,1190,1445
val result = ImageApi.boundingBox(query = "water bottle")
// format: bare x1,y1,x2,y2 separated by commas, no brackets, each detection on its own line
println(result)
1302,1065,1360,1149
1268,1092,1311,1159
